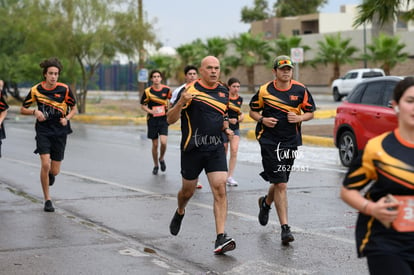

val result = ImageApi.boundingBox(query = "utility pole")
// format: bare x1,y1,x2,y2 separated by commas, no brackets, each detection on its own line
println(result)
137,0,145,98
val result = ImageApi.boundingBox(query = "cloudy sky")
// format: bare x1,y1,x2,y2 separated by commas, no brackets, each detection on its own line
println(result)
143,0,360,48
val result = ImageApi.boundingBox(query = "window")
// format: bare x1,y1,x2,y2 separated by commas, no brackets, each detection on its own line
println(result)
362,71,384,78
360,81,385,106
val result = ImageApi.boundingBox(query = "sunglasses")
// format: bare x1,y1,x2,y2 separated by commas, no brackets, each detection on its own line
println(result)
277,59,292,66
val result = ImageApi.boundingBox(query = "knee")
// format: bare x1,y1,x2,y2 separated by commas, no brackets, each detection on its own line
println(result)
275,182,287,192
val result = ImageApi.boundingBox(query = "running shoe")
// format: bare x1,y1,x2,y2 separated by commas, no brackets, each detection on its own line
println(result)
214,233,236,255
44,200,55,212
196,182,203,189
49,173,55,186
159,159,166,172
281,224,295,245
169,209,184,236
226,177,238,186
152,166,159,175
258,195,271,226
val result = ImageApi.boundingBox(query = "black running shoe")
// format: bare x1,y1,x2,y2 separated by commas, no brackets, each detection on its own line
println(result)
258,195,271,226
214,233,236,255
169,210,184,236
49,173,55,186
159,159,166,172
44,200,55,212
281,224,294,245
152,166,159,175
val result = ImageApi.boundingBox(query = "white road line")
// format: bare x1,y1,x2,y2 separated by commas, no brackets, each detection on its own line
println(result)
4,156,355,245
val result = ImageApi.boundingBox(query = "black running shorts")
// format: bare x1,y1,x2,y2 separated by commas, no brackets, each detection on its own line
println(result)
181,148,227,180
259,143,296,184
147,116,168,139
35,133,67,161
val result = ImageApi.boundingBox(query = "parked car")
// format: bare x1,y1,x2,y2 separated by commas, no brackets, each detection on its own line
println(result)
331,68,385,102
333,76,400,167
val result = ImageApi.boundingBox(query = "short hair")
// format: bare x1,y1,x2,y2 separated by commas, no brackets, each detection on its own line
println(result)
149,69,162,79
227,77,240,87
393,76,414,103
40,57,63,75
184,65,198,75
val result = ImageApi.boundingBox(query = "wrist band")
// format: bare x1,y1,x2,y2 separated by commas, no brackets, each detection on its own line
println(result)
33,109,36,115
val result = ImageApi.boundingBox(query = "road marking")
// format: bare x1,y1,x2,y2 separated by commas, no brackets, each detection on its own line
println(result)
4,156,354,245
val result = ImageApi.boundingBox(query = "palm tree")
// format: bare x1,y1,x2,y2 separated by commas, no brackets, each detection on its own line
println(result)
146,55,179,85
270,33,310,66
229,32,272,92
313,33,360,84
363,33,408,75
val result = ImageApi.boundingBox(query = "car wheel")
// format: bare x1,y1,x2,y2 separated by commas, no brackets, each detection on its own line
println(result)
338,131,357,167
333,88,342,102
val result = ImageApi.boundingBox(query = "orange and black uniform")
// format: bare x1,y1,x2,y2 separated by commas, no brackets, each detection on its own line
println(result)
174,80,229,180
22,81,76,160
140,85,171,139
0,89,9,157
228,95,243,132
249,79,315,183
249,79,315,148
343,130,414,262
23,81,76,136
176,80,229,152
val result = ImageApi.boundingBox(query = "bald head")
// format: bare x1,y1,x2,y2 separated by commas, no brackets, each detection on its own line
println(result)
199,56,220,87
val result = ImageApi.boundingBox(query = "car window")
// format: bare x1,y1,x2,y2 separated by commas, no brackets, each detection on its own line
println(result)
362,71,384,78
347,83,366,103
350,72,358,79
359,81,385,106
382,81,399,107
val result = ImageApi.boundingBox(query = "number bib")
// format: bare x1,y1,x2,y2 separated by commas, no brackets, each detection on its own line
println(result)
392,196,414,232
152,105,166,117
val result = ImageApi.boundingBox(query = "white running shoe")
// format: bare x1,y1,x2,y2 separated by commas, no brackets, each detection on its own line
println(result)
226,177,238,186
196,181,203,189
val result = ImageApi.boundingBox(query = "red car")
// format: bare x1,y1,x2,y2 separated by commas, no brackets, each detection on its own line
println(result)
334,76,400,167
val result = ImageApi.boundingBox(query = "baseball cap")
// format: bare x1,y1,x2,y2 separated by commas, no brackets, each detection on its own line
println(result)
273,55,294,69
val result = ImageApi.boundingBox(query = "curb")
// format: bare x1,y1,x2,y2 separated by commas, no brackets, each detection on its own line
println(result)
73,109,337,148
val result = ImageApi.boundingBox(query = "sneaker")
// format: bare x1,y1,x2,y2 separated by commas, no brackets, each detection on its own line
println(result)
152,166,159,175
49,173,55,186
44,200,55,212
226,177,238,186
214,233,236,255
169,209,184,236
281,224,294,245
159,159,166,172
196,182,203,189
258,195,271,226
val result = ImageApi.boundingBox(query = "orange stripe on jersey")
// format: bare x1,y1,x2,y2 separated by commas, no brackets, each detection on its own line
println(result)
359,216,375,254
183,111,192,151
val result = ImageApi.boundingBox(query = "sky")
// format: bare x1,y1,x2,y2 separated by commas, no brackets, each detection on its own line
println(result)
143,0,360,48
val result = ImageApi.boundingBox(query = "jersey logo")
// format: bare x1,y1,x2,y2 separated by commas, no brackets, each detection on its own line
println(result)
290,95,298,101
218,92,225,97
54,93,61,98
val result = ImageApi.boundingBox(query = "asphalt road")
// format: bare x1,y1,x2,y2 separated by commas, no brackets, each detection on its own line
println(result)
0,116,369,274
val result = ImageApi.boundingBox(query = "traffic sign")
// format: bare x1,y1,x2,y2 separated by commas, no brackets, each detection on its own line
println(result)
291,48,304,63
138,68,148,83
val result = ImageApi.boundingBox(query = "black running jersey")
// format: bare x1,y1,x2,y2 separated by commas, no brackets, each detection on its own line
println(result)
177,80,229,152
228,95,243,131
343,130,414,259
23,82,76,135
140,85,171,119
249,80,315,147
0,90,8,140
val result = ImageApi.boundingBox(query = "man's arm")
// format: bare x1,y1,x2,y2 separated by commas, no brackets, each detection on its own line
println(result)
167,87,193,124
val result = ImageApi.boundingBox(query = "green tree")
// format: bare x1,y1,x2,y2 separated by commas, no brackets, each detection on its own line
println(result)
353,0,414,27
313,33,360,84
241,0,270,23
363,33,408,75
229,33,272,92
270,33,310,65
146,54,179,84
273,0,328,17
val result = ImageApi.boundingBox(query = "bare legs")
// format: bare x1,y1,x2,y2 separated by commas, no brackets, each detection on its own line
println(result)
265,182,288,225
40,154,61,201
